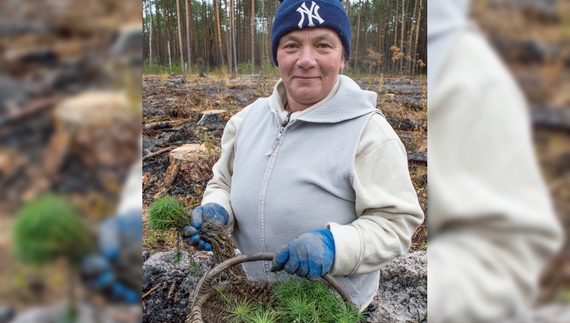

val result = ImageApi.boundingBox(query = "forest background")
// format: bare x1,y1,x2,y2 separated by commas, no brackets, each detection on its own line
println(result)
141,0,427,77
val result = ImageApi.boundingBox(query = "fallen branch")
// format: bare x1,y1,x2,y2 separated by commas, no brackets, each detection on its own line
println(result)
144,121,172,130
531,105,570,131
0,96,62,127
142,146,175,162
407,151,427,163
386,116,426,132
142,281,165,299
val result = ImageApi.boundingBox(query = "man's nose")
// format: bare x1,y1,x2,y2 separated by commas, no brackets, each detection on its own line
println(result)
296,46,317,69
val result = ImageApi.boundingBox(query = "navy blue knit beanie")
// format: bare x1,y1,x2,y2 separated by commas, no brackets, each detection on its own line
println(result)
271,0,350,66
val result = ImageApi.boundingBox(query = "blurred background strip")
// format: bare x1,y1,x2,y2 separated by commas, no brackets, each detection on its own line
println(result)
0,0,142,322
471,0,570,306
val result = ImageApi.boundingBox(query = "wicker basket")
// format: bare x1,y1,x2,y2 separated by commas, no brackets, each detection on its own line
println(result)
186,252,354,323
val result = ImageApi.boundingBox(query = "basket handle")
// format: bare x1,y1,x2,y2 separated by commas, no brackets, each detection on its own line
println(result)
187,252,355,323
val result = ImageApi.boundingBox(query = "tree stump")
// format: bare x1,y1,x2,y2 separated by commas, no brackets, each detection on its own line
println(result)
27,91,139,214
154,144,209,199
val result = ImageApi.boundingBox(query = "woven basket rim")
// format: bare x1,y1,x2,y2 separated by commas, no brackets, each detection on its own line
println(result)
186,252,355,323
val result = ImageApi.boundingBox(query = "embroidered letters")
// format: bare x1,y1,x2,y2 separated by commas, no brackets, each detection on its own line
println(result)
296,1,325,29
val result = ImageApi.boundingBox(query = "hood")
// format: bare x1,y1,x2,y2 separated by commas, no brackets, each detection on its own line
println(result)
295,75,378,123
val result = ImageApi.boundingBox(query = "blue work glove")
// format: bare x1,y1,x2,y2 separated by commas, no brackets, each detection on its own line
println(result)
80,255,139,304
79,209,142,304
182,203,229,251
97,209,142,262
271,229,335,279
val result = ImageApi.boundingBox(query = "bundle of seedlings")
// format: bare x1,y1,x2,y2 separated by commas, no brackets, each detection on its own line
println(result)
187,222,364,323
148,194,189,262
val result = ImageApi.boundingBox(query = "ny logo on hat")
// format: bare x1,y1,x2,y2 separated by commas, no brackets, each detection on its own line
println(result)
296,1,324,29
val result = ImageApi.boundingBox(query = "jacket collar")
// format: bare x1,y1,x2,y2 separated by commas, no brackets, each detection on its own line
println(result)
269,75,377,124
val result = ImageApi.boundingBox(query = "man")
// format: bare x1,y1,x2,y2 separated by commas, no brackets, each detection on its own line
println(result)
183,0,423,311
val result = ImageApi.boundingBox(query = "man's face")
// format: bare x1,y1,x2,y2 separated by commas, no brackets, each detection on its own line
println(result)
277,28,345,111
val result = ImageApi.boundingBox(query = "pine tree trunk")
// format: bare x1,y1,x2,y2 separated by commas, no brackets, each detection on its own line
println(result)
224,0,232,74
363,0,369,72
186,0,192,74
215,0,225,68
391,0,398,73
231,0,238,73
377,0,383,74
261,0,266,71
155,0,163,65
237,0,241,64
399,0,405,74
202,1,208,66
163,0,173,64
354,0,362,72
411,0,422,76
251,0,255,74
168,40,172,71
176,0,185,76
147,0,153,65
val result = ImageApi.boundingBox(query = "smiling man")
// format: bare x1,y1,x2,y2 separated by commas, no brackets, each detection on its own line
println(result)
182,0,424,313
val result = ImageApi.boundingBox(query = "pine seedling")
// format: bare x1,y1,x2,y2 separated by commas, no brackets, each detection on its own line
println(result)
12,193,94,267
247,308,279,323
148,195,188,231
148,194,189,262
280,296,318,322
226,298,255,323
333,308,367,323
11,193,94,323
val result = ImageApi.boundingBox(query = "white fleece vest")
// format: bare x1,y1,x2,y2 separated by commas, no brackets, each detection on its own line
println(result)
231,76,381,307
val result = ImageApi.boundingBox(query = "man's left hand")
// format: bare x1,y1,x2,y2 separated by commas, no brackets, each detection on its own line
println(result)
271,229,335,279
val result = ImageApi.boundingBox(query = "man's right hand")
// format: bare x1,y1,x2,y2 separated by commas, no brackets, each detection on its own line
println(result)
182,203,229,251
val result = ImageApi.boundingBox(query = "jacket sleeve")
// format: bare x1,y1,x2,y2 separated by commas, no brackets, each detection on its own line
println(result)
327,113,425,276
200,107,248,232
427,30,563,322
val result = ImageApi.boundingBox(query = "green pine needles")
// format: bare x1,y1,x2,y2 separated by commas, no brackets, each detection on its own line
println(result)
148,194,190,262
148,194,189,232
273,278,365,323
226,299,255,323
219,277,365,323
11,193,94,268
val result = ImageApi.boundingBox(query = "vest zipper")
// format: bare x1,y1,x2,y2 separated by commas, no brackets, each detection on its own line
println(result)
265,111,292,156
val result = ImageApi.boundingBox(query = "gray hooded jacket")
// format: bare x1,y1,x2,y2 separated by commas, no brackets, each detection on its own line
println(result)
231,75,380,307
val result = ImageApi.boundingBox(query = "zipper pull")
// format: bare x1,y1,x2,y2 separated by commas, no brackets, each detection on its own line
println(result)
282,111,292,127
266,111,292,156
